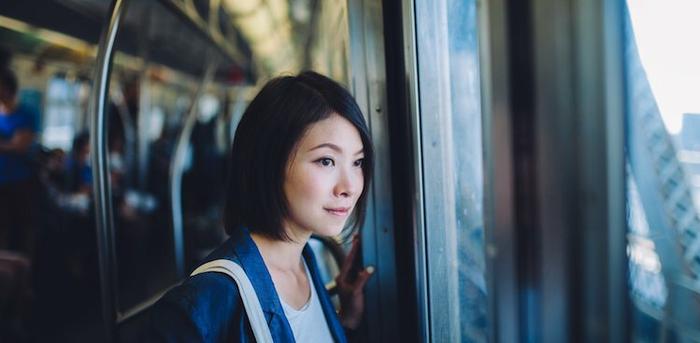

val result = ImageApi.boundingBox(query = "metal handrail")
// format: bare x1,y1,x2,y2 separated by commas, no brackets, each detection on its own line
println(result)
89,0,130,341
169,59,219,278
117,282,179,324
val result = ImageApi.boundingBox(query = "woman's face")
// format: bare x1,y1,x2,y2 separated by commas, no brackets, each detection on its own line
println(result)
283,114,365,239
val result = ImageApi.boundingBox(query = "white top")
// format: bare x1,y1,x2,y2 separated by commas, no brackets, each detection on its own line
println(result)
280,261,335,343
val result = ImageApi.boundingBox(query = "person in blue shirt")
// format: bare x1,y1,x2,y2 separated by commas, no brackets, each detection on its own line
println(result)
0,68,39,256
149,71,375,342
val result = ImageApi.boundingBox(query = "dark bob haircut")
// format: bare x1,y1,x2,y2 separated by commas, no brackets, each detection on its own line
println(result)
223,71,374,241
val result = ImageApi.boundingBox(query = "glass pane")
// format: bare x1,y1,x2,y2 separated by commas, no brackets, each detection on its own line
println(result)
625,1,700,340
415,0,487,340
447,0,488,340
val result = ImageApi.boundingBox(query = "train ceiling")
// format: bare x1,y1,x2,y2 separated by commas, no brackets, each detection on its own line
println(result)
0,0,321,83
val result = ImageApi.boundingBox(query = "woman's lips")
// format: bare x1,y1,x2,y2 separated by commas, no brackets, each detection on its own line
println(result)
325,207,350,216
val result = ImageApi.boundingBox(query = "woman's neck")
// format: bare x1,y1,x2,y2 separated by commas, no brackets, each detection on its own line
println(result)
250,229,310,272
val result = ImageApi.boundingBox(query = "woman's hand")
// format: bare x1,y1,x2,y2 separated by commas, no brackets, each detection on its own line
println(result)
336,235,374,330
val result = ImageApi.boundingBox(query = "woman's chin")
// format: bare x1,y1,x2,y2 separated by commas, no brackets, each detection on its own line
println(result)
314,224,345,238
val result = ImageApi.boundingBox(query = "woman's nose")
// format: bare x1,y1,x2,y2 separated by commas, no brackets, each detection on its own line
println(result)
335,167,361,198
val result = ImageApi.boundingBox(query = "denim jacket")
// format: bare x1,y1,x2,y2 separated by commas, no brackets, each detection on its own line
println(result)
147,230,348,342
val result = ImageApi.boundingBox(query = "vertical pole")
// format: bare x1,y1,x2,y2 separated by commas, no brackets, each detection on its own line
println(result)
89,0,130,341
170,60,218,278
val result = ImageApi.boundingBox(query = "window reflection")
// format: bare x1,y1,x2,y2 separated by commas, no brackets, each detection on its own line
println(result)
626,1,700,340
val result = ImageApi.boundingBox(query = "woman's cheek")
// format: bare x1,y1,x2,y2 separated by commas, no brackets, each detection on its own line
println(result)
297,166,325,199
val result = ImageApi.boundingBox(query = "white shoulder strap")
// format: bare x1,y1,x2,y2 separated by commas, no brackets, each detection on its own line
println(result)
191,259,274,343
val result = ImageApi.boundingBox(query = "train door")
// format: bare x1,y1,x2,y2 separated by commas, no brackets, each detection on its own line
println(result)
386,0,490,341
385,0,629,341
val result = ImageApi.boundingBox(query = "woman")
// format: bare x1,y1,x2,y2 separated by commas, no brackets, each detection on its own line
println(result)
149,71,375,342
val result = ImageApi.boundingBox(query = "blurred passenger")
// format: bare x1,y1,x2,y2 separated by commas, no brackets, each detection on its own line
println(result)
61,131,91,214
65,131,91,193
0,68,39,257
108,76,139,187
43,148,66,188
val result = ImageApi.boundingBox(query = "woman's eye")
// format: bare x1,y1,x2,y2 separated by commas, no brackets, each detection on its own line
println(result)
317,158,335,167
353,158,364,167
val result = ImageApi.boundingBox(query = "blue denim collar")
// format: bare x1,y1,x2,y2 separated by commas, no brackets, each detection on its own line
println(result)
214,229,347,342
228,230,286,316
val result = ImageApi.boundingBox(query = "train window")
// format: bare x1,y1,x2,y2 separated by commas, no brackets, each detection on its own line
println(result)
43,75,86,151
625,0,700,340
413,0,487,340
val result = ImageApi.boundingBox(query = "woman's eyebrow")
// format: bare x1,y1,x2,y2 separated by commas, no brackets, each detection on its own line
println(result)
308,143,364,155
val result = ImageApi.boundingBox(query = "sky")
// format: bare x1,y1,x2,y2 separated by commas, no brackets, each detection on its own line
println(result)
628,0,700,134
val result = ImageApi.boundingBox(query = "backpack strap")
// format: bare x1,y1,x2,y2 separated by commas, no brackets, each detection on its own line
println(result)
191,259,274,343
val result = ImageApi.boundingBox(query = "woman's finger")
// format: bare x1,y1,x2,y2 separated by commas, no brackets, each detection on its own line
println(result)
352,265,375,290
339,235,361,278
